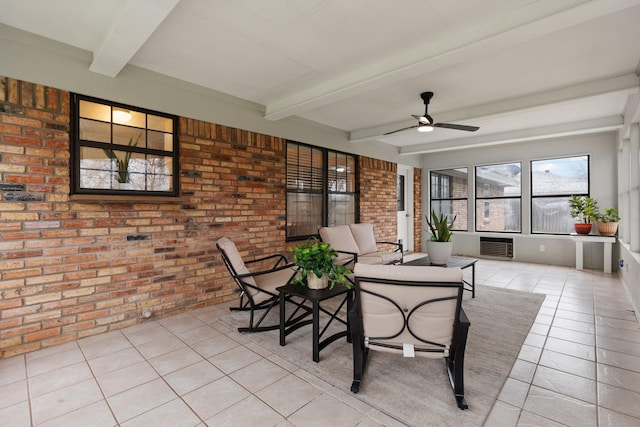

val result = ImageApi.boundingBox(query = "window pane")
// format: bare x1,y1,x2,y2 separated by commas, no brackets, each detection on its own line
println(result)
531,156,588,196
148,115,173,132
475,198,521,232
430,168,468,230
328,151,355,193
79,100,110,122
79,118,110,143
329,194,356,226
120,110,145,128
287,193,322,238
287,143,324,191
397,175,405,211
148,130,173,151
79,146,115,189
113,125,145,147
431,200,467,231
476,163,521,197
532,196,575,233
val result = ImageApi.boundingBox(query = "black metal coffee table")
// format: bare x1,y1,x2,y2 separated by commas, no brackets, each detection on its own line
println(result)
403,256,478,298
277,283,353,362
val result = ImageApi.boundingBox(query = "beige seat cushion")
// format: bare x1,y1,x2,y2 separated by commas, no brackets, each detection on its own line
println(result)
354,263,462,358
319,225,360,255
217,237,256,288
218,237,297,305
358,252,402,265
253,266,298,304
348,223,378,255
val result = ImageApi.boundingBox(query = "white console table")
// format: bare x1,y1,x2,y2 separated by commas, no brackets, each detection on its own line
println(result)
570,234,616,274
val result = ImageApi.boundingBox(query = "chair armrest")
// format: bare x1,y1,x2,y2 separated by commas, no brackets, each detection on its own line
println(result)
235,262,297,281
334,250,358,265
376,241,403,252
375,241,404,263
245,253,289,269
458,306,470,328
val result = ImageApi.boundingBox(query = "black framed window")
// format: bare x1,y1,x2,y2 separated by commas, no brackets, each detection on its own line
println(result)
397,175,405,211
475,162,521,232
531,155,589,234
430,168,468,231
71,94,178,196
286,141,357,240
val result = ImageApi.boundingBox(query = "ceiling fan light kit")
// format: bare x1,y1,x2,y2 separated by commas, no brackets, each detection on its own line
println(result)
384,91,480,136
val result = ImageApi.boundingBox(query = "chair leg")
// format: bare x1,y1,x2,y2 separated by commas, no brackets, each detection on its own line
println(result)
238,297,280,333
351,344,364,393
230,290,250,312
350,334,368,393
447,310,470,410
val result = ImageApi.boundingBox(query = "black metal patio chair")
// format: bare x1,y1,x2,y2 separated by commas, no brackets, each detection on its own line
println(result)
348,263,470,409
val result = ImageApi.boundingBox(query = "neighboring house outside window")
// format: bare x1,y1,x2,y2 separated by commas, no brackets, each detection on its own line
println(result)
430,168,468,231
531,155,589,234
475,162,522,232
286,141,357,240
71,94,178,196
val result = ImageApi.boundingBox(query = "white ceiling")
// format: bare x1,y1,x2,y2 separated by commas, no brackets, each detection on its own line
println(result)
1,0,639,154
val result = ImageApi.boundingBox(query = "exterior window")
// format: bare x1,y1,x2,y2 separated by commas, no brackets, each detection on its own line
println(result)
71,94,178,196
475,163,521,232
430,168,468,231
286,142,357,240
397,175,405,211
531,156,589,234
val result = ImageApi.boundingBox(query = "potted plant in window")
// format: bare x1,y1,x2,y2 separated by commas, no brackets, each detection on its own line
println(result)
103,135,140,189
425,210,457,265
289,238,352,290
596,207,620,236
569,195,598,235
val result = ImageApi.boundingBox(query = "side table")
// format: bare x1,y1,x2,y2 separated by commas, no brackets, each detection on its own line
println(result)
278,283,352,362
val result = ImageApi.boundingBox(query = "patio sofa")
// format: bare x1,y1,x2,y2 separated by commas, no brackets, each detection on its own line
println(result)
319,223,403,266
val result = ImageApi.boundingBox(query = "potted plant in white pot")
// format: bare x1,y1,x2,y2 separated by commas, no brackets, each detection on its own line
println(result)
425,210,456,265
569,195,598,235
596,207,620,236
289,239,352,290
103,135,140,189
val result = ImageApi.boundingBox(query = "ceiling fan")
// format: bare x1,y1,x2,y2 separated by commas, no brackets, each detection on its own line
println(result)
384,91,480,135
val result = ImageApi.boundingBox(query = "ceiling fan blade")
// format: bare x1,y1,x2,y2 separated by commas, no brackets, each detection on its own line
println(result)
383,124,419,135
434,123,480,132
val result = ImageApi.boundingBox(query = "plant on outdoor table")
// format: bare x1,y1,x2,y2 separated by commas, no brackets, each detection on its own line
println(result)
425,210,457,242
289,238,352,289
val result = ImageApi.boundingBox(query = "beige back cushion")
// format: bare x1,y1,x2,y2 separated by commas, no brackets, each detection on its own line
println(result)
319,225,360,254
217,237,257,290
354,264,462,358
348,223,378,255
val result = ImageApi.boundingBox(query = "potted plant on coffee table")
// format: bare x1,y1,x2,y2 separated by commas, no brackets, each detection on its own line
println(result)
425,210,457,265
569,195,598,235
290,239,352,290
596,207,620,236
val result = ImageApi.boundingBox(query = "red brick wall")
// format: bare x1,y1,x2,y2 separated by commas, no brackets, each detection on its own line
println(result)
358,157,398,244
0,76,418,357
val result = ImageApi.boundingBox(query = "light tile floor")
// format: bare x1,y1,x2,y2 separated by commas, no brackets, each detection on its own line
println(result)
0,259,639,426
